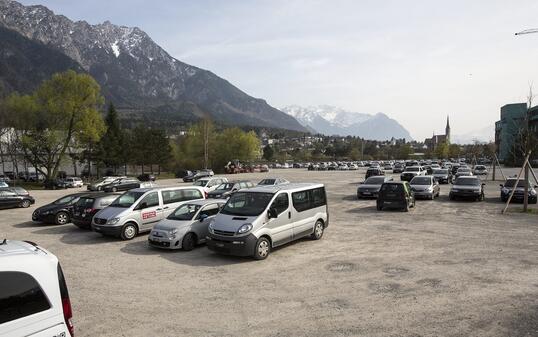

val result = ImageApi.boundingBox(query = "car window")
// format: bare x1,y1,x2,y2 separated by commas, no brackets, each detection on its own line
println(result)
0,271,51,324
270,193,289,215
162,190,183,204
139,192,159,208
311,187,326,208
292,190,310,212
182,189,204,201
0,191,16,197
199,204,220,218
100,195,119,207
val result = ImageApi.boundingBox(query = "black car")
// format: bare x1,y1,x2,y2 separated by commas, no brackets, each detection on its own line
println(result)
102,178,141,192
71,193,121,229
0,186,30,196
207,181,255,199
449,176,485,201
32,193,87,225
500,178,538,204
43,179,69,189
137,173,156,182
365,167,384,179
175,169,192,178
0,189,35,209
432,169,451,184
392,163,404,173
376,181,415,211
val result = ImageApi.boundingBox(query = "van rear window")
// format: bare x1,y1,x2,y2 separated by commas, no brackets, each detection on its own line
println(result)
292,187,326,212
0,271,51,324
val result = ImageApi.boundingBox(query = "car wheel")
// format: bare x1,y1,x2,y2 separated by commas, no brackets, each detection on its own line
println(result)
311,220,324,240
182,233,196,251
449,193,454,201
121,223,138,240
112,187,117,192
97,186,102,191
55,211,69,225
253,237,271,260
20,200,31,208
376,203,383,211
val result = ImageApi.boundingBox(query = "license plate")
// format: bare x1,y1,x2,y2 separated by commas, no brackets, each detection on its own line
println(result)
363,192,371,195
216,243,224,247
152,238,160,242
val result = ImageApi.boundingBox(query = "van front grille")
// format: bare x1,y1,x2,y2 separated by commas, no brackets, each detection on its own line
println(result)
214,229,235,236
94,218,107,225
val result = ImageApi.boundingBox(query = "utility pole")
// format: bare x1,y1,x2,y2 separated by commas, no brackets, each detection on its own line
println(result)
524,155,530,212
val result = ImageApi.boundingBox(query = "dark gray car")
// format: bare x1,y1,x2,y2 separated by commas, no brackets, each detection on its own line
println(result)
357,176,393,199
410,176,440,200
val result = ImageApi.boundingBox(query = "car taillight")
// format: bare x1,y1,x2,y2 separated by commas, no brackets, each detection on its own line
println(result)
62,297,74,336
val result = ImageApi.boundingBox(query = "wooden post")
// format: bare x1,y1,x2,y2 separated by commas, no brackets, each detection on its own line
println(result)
524,161,529,212
502,153,531,214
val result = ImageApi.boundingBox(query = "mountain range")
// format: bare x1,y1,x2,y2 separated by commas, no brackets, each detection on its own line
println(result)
282,105,413,141
0,0,306,132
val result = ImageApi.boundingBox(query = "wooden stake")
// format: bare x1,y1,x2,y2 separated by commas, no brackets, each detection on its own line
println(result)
502,153,531,214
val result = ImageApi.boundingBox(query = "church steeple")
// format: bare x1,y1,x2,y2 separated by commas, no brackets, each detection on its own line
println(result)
445,115,451,143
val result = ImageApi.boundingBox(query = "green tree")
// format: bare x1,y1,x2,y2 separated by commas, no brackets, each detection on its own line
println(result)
435,142,449,159
263,144,274,161
5,70,104,184
97,103,125,174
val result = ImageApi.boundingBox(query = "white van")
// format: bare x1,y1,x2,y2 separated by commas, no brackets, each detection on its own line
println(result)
0,240,74,337
193,176,228,195
207,183,328,260
92,186,205,240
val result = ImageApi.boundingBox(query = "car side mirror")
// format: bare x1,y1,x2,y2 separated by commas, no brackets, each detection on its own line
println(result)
199,213,209,222
499,184,503,187
482,183,486,186
268,208,278,219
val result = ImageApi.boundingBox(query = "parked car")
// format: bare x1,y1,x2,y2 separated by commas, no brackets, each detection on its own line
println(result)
137,173,156,182
148,199,226,250
365,167,384,179
260,165,269,172
376,181,415,211
207,183,328,260
400,166,425,181
87,176,125,191
473,165,488,176
0,181,8,188
193,177,228,195
44,179,69,189
357,176,393,199
71,192,122,229
92,186,205,240
449,176,485,201
64,177,83,188
175,169,192,178
0,174,10,183
0,189,35,209
0,186,30,196
432,168,451,184
33,193,88,225
392,163,404,173
409,176,440,199
257,178,290,186
192,169,214,181
102,177,141,192
500,178,538,204
207,181,255,199
455,167,473,178
0,240,74,337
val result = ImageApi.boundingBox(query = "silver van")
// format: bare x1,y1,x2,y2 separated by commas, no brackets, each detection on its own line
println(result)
92,186,205,240
207,183,328,260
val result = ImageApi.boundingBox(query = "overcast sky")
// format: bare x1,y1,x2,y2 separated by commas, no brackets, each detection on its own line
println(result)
18,0,538,140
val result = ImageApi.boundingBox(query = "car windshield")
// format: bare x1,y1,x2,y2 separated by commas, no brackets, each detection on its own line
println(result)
258,179,275,185
504,179,529,188
475,166,486,169
193,180,208,187
168,204,201,221
216,183,233,191
411,177,431,185
53,195,78,205
458,168,471,172
109,191,145,208
407,167,420,172
221,192,274,216
455,178,480,186
433,169,448,174
364,177,385,184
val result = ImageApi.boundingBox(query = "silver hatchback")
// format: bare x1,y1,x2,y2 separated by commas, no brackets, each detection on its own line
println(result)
148,199,225,250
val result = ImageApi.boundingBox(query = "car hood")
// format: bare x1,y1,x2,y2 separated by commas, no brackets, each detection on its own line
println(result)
153,218,192,231
411,184,432,191
358,184,382,190
94,206,130,220
212,213,259,232
452,185,480,191
35,203,65,213
402,171,419,175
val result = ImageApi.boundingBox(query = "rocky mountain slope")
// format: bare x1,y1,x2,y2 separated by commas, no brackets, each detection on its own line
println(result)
0,0,306,131
282,105,412,141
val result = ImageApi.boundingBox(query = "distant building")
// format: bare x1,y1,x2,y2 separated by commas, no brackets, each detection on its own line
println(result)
495,103,527,163
424,116,450,150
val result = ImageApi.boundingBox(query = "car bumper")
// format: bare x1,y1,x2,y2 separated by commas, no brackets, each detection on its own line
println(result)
502,193,537,203
450,191,480,198
206,233,257,257
91,224,123,236
378,200,407,209
413,191,434,198
72,217,92,229
32,213,55,223
148,236,180,249
357,191,378,198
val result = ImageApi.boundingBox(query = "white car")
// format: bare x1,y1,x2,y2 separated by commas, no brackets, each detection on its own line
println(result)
193,176,228,195
0,240,74,337
64,177,83,188
473,165,488,176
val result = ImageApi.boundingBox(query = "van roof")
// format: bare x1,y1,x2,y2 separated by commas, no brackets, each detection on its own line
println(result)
242,183,324,194
130,186,203,193
0,240,49,259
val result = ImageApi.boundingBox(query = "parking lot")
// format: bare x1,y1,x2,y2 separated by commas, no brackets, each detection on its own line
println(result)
2,168,538,337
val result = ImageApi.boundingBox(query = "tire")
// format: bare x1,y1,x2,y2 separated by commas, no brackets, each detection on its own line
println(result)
311,220,324,240
449,193,455,201
376,203,383,211
55,211,69,225
112,187,117,192
120,223,138,240
20,200,31,208
253,237,271,260
97,186,102,191
182,233,196,251
404,202,410,212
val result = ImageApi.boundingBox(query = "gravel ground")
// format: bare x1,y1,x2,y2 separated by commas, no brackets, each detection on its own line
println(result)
2,168,538,337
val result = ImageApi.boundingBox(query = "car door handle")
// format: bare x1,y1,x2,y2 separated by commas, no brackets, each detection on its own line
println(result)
156,208,162,211
163,206,169,210
288,211,291,219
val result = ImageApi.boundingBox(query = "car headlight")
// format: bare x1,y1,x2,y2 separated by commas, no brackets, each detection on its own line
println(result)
208,221,215,234
237,223,253,234
451,189,459,192
427,187,433,192
531,190,537,196
501,188,509,194
107,217,120,225
168,229,178,239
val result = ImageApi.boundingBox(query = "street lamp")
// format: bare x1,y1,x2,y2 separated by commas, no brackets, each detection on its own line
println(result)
515,28,538,35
